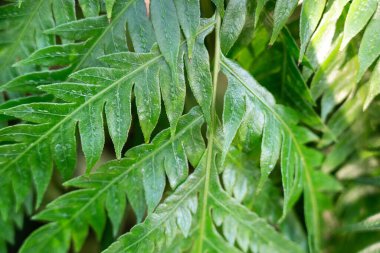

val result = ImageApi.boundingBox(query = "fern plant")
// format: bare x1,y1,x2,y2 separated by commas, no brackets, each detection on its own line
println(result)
0,0,379,252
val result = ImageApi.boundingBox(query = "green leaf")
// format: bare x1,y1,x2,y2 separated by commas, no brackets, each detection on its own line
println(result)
184,20,213,124
282,52,325,129
209,179,304,253
222,72,246,161
220,0,247,54
174,0,200,57
254,0,269,27
0,19,215,225
2,2,135,94
159,51,186,135
150,0,180,72
305,0,349,70
358,4,380,82
341,0,378,50
270,0,298,45
78,0,100,18
52,0,76,27
0,68,71,93
19,108,205,253
127,0,156,53
211,0,224,16
299,0,327,62
259,114,282,190
0,0,56,84
364,59,380,110
221,56,322,252
20,223,71,253
103,163,203,253
105,0,117,19
12,41,88,67
105,151,304,253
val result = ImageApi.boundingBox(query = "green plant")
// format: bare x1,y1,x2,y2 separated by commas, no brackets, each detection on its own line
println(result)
0,0,379,252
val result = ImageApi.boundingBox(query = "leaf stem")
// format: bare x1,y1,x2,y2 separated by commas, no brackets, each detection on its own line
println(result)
197,12,221,252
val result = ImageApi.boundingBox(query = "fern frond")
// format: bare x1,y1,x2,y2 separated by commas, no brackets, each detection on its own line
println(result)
18,108,205,253
1,0,378,252
0,0,61,84
220,56,323,252
1,0,137,93
234,24,326,132
358,3,380,84
304,0,349,72
364,59,380,110
340,0,378,50
103,163,204,253
299,0,327,62
104,152,304,253
0,16,214,210
269,0,298,45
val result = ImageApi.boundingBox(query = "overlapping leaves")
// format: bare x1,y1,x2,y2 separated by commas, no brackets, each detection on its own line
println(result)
1,0,379,252
19,108,205,253
0,13,214,226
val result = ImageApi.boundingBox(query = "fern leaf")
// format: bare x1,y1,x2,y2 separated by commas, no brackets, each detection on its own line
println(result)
305,0,349,71
126,0,155,53
211,0,224,16
299,0,327,62
1,0,137,94
78,0,101,18
358,3,380,82
150,0,179,73
254,0,269,27
0,17,215,236
103,163,203,253
19,108,205,253
269,0,298,45
184,27,213,125
0,0,56,84
221,56,322,252
106,0,117,19
174,0,200,58
208,176,304,253
310,45,359,121
104,152,303,253
220,0,247,55
341,0,378,50
364,59,380,110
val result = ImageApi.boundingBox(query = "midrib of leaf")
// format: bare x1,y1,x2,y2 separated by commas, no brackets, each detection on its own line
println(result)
220,59,320,250
196,13,221,253
0,21,216,177
71,1,135,73
0,0,47,72
29,114,204,252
